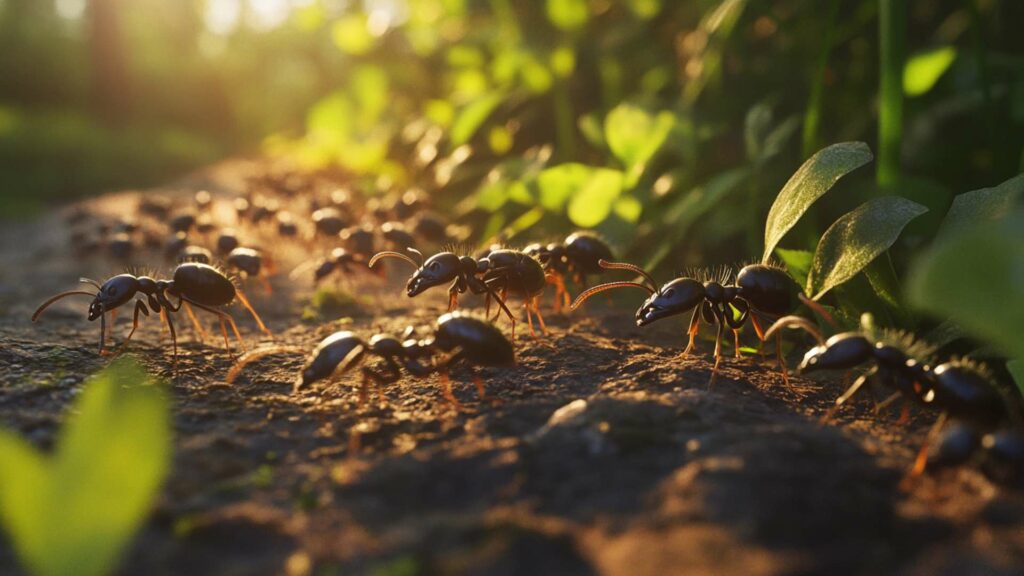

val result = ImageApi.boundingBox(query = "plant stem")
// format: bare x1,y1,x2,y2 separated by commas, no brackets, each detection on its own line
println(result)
877,0,905,188
554,80,576,162
802,0,841,159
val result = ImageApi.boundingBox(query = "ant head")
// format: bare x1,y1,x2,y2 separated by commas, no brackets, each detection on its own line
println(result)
636,278,705,327
797,332,873,374
89,274,140,320
407,252,461,296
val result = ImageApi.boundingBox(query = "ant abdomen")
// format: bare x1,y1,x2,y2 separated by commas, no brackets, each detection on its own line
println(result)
736,264,799,316
172,263,236,307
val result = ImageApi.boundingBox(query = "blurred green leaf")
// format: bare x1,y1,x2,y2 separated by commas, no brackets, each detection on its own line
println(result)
936,173,1024,240
774,248,813,289
645,167,750,270
536,163,593,211
1008,360,1024,398
807,196,927,299
331,13,376,55
567,168,625,227
546,0,588,31
762,141,874,262
904,46,957,97
604,104,675,188
613,195,643,223
0,359,171,576
450,92,504,147
627,0,661,19
907,212,1024,359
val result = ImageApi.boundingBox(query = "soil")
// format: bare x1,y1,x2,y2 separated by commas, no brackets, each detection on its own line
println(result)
1,162,1022,576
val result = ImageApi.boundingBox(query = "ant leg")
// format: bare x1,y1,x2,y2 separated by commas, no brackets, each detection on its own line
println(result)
776,332,790,387
163,307,178,373
98,309,108,355
906,412,948,483
182,301,209,343
218,317,231,351
437,369,463,413
874,391,902,415
681,308,701,356
733,330,742,359
820,369,875,424
748,314,768,361
532,297,549,334
708,321,725,387
107,309,119,349
525,301,536,338
184,298,245,350
112,300,150,355
897,402,911,426
260,271,272,296
234,287,272,337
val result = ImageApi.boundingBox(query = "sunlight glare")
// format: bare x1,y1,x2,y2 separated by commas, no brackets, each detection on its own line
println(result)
54,0,86,20
206,0,241,35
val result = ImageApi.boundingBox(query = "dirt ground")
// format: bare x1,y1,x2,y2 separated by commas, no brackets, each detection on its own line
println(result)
1,163,1023,576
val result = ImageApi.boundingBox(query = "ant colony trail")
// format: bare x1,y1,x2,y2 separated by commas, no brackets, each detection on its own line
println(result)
1,160,1022,575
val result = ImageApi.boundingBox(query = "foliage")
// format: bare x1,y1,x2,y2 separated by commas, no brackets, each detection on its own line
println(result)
0,359,171,576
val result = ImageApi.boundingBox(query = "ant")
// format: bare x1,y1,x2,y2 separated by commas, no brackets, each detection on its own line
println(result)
928,423,1024,487
226,247,275,295
227,311,515,412
368,247,547,338
32,263,272,368
766,316,1018,479
572,260,823,383
525,231,613,312
290,247,376,286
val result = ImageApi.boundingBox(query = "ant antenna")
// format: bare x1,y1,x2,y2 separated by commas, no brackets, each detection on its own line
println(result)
571,281,655,310
369,250,419,269
597,259,659,292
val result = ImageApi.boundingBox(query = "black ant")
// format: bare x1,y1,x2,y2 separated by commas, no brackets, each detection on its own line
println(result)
32,263,272,368
226,247,274,295
227,311,514,412
928,423,1024,487
368,247,547,338
766,316,1018,479
525,231,613,312
572,260,823,383
290,247,376,286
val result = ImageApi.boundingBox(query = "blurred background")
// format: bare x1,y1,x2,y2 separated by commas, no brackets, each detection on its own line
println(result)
1,0,1022,267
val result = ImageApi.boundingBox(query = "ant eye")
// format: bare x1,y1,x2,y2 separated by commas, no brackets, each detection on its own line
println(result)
664,289,674,298
109,287,117,296
429,262,440,271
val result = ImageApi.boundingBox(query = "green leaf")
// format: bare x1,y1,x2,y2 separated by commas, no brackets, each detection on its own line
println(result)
1008,360,1024,398
774,248,813,289
567,168,625,227
907,212,1024,360
762,141,874,262
0,359,171,576
807,196,927,299
536,163,594,211
450,92,504,147
936,173,1024,240
331,13,376,55
904,46,957,97
613,195,642,223
604,104,676,187
546,0,588,31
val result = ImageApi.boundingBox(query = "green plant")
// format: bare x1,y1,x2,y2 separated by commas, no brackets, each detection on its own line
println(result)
0,359,171,576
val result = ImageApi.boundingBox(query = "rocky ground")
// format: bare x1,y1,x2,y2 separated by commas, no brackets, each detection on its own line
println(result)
0,163,1022,576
